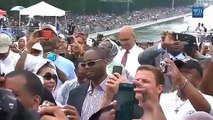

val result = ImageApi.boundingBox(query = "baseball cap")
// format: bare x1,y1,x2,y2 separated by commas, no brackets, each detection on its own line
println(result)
0,32,12,53
41,24,58,36
174,59,203,77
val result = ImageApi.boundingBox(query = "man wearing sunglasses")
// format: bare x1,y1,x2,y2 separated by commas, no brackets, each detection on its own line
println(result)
27,25,76,79
67,47,109,120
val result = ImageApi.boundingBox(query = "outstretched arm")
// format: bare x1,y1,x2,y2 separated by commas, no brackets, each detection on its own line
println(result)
138,44,164,65
200,60,213,96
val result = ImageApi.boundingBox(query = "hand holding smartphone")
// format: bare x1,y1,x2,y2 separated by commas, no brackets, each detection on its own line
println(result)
159,59,168,73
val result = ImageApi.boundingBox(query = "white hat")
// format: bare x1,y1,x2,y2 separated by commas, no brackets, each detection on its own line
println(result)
32,42,43,52
0,33,12,53
41,24,58,35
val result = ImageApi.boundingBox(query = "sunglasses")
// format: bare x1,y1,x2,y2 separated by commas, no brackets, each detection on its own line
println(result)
81,59,102,68
42,72,57,81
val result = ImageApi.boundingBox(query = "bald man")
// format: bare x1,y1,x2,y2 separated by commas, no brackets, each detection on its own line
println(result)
114,26,144,82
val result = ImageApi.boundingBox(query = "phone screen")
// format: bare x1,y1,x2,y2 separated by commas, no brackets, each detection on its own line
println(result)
112,66,123,75
115,83,135,120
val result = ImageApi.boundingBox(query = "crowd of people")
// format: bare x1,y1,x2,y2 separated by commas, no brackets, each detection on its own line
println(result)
0,6,191,39
69,6,190,34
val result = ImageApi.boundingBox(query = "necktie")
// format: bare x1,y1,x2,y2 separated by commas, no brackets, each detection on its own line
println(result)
121,50,129,67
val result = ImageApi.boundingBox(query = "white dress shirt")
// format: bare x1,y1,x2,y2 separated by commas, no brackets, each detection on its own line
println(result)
113,44,144,82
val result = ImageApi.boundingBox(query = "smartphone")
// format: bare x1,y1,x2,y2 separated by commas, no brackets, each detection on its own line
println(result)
159,60,168,73
112,66,123,75
40,30,54,39
115,83,135,120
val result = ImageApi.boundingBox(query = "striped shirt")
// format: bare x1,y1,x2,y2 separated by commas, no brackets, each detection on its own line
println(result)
81,77,108,120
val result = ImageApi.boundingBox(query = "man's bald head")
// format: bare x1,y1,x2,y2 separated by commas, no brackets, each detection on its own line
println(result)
120,26,136,38
118,26,136,50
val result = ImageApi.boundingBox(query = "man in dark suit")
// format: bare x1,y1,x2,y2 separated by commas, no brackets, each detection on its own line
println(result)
67,47,109,120
67,47,143,120
138,33,195,92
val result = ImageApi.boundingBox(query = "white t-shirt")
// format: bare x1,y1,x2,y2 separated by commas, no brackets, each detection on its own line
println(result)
0,51,48,75
0,51,20,74
160,91,213,120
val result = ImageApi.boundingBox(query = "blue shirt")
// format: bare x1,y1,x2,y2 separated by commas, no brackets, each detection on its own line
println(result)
54,55,76,80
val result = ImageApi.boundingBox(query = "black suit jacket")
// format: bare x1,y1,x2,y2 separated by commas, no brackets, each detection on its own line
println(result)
67,82,90,115
67,82,143,119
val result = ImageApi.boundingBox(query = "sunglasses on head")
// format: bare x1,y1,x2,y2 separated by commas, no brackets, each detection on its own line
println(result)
42,72,57,80
81,59,102,68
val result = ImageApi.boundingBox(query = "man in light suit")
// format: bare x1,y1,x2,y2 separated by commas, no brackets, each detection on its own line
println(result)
138,32,195,92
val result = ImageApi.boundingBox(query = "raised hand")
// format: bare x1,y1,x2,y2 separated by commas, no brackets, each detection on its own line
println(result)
61,105,80,120
26,30,44,51
106,73,125,97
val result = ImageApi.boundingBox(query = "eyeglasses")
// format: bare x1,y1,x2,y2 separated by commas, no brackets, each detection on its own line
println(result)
42,72,57,81
81,59,102,68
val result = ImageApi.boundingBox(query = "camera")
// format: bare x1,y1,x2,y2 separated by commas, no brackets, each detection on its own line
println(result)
0,88,40,120
159,60,167,73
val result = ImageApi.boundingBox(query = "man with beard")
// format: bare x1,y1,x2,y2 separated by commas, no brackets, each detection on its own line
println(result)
20,25,76,98
26,24,76,81
138,32,192,92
